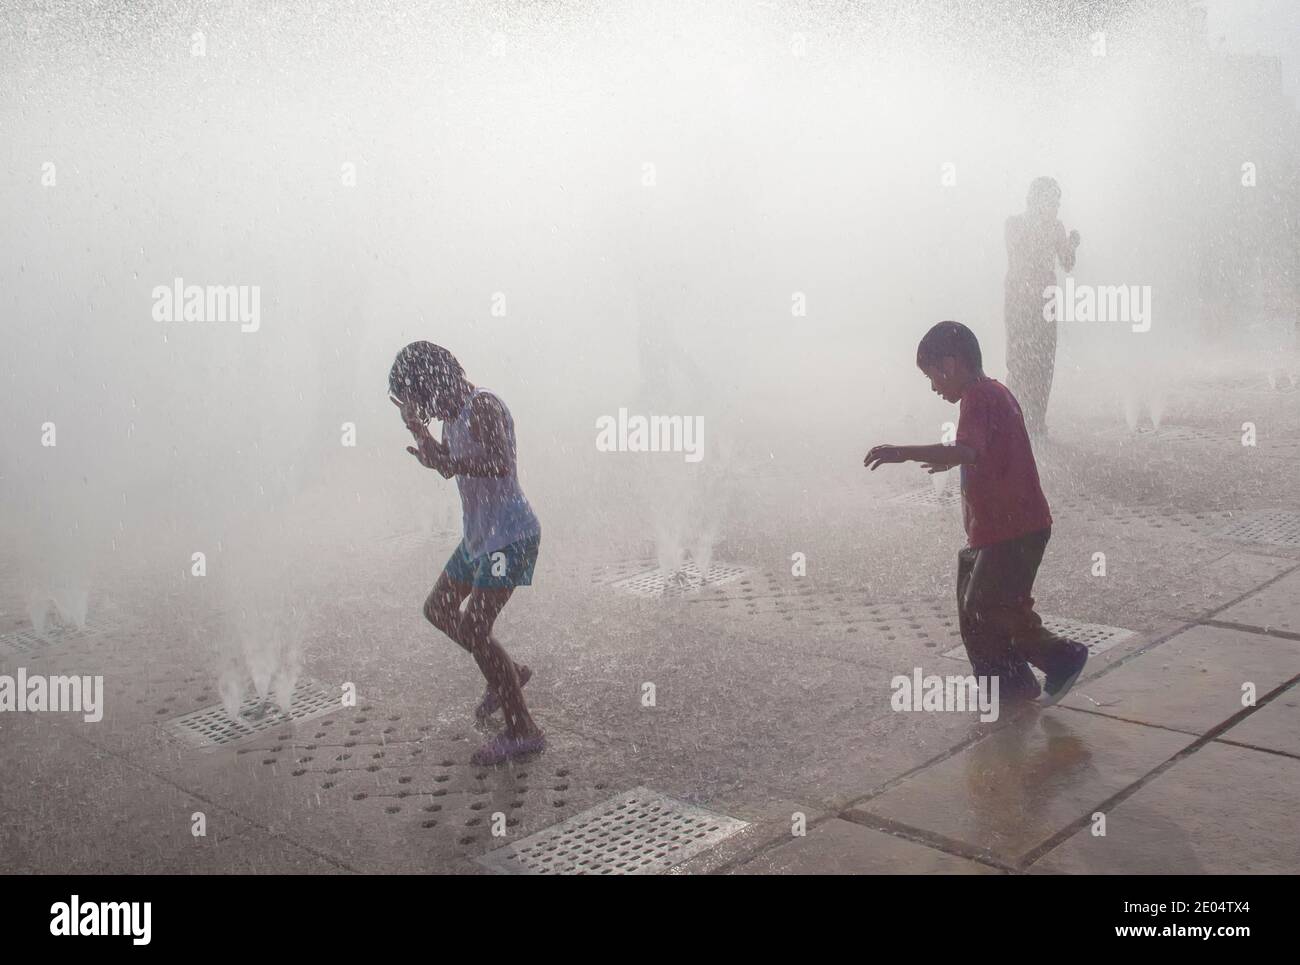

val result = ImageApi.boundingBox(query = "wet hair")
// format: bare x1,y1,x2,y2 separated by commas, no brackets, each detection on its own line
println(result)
916,320,982,372
388,341,463,411
1027,176,1061,208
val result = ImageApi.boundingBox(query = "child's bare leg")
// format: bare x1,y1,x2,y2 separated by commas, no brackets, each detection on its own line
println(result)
459,588,540,739
423,572,473,655
423,573,527,677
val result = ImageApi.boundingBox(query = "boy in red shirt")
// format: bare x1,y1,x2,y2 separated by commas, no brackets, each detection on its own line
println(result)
865,321,1088,704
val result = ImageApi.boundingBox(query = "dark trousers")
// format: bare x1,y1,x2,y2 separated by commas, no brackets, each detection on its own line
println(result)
956,528,1072,678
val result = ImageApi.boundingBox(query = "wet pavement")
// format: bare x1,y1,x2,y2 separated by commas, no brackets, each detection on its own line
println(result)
1,364,1298,874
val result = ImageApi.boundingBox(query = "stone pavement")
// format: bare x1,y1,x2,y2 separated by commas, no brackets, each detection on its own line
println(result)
1,366,1297,874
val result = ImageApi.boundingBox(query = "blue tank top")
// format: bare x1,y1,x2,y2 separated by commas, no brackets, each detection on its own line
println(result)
444,388,540,557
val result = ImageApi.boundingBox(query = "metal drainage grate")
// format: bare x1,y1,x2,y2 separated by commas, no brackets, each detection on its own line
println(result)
886,485,961,508
476,787,748,875
0,617,119,658
588,558,659,587
612,560,749,597
1218,511,1300,548
164,679,337,748
942,616,1135,661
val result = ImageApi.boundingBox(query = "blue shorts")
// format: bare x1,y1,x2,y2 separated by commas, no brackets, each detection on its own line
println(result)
443,533,541,589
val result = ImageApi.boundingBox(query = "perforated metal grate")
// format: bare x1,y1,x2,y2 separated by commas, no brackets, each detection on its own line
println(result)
1218,512,1300,548
1,628,60,657
612,560,749,597
164,679,338,748
475,787,748,875
588,558,659,587
942,616,1135,661
0,617,119,658
886,485,961,508
1038,617,1136,652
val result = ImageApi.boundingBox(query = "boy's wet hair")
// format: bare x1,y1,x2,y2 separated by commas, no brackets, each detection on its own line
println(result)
388,341,463,406
916,320,982,372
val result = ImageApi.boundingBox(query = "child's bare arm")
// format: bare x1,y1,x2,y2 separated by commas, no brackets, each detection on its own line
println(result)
393,396,455,477
864,443,976,471
416,434,456,478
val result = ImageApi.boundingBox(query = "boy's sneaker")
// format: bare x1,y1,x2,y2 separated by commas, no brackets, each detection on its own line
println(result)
470,731,546,766
1040,641,1089,707
1001,660,1042,701
475,665,532,721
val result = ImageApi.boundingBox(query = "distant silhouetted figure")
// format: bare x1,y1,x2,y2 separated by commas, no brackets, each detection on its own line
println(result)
1004,177,1080,440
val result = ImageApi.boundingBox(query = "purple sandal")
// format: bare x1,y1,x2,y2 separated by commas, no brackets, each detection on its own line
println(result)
475,665,533,721
471,731,546,766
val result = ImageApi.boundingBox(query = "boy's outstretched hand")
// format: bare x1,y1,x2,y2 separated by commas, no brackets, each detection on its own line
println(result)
864,445,905,471
867,442,974,472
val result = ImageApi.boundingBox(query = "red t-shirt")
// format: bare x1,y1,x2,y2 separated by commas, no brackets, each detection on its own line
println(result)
955,377,1052,548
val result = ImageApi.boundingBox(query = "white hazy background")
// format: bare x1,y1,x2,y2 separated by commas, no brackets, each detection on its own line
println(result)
1,0,1294,703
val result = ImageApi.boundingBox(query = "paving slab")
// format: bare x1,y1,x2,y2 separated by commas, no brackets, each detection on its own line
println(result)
763,700,1007,809
188,826,350,874
1214,568,1300,634
851,710,1193,865
1060,624,1300,733
1032,742,1300,874
1214,686,1300,758
0,725,260,874
731,817,1001,875
1146,552,1299,620
1052,533,1282,623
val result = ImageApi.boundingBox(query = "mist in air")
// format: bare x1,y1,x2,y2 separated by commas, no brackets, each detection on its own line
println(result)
1,1,1293,701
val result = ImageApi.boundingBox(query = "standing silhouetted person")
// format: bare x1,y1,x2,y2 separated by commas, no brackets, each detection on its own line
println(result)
1004,177,1080,440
